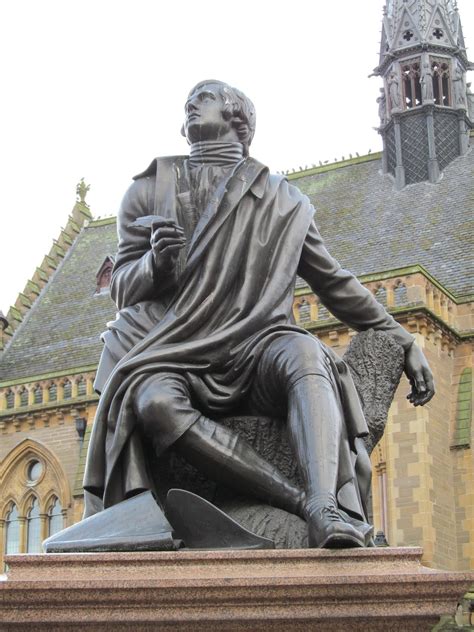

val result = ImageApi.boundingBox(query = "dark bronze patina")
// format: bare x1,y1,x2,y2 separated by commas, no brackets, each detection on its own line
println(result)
74,81,434,550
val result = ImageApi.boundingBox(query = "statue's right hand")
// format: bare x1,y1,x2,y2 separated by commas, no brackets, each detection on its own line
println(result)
149,218,186,272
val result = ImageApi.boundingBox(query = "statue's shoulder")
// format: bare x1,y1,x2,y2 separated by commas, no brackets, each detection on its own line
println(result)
132,155,188,181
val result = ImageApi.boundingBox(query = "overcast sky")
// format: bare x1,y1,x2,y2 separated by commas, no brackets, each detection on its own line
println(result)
1,0,473,315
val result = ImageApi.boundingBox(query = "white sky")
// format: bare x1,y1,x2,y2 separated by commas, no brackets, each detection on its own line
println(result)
1,0,473,315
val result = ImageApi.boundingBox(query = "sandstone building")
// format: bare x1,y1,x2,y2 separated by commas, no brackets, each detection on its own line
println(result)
0,0,472,572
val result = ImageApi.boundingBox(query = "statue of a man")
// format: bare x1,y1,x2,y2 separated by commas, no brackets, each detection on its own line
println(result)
420,58,434,103
453,63,467,108
377,88,387,125
388,71,402,111
467,83,474,120
83,80,434,548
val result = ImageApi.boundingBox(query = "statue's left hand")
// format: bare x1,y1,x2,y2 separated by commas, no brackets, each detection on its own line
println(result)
404,344,435,407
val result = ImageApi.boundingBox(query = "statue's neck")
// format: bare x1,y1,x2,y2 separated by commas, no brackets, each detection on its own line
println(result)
188,141,244,169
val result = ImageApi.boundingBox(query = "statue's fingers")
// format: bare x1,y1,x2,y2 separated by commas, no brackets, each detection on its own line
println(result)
151,226,184,243
154,236,186,252
417,368,435,405
160,242,186,256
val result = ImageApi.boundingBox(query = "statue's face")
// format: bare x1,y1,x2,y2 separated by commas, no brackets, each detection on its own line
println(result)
183,83,238,144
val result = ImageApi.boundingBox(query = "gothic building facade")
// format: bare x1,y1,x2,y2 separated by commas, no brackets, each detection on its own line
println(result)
0,0,472,572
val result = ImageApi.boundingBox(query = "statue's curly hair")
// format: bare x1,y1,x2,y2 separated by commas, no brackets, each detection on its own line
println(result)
186,80,256,156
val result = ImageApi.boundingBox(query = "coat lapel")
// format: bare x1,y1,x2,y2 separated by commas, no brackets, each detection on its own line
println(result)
183,158,268,278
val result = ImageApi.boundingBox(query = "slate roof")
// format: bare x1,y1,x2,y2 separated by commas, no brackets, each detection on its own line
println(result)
0,220,118,382
292,149,473,299
0,145,472,383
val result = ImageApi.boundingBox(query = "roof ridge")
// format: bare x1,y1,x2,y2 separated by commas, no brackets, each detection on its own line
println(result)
286,152,382,180
0,200,92,352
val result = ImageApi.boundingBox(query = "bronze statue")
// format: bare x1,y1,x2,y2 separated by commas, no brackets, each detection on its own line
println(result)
82,80,434,549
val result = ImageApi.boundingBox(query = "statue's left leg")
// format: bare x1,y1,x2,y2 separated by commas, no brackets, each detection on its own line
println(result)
255,334,365,548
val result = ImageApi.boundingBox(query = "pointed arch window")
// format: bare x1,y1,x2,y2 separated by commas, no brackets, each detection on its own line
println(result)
6,390,14,409
5,504,21,555
26,498,42,553
63,380,72,400
401,59,422,109
394,282,408,306
33,385,43,405
19,388,28,407
431,58,451,106
297,300,311,324
48,383,57,402
77,377,87,397
47,498,64,537
1,441,71,563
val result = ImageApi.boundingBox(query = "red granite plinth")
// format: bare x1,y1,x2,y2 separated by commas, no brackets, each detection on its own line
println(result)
1,547,472,631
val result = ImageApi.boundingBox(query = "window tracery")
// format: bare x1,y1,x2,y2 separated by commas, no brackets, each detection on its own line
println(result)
26,497,42,553
47,497,64,537
401,59,422,109
63,379,72,400
6,390,14,409
77,376,87,397
48,383,57,402
4,504,20,556
431,58,451,106
0,440,70,563
33,385,43,405
19,387,28,407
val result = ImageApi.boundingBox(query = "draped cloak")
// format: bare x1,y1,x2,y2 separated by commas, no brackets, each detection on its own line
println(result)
83,155,414,518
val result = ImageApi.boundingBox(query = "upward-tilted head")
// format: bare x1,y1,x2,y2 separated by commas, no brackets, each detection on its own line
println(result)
182,80,256,156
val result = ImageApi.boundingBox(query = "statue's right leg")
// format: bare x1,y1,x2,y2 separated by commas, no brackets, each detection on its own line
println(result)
134,373,304,517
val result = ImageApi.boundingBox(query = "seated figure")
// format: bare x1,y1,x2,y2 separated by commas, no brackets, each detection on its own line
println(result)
83,80,434,548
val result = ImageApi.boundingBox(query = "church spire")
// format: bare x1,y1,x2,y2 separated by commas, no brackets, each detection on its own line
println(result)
374,0,473,188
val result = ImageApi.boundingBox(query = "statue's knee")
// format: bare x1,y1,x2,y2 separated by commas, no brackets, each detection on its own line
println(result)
288,335,328,373
134,376,178,431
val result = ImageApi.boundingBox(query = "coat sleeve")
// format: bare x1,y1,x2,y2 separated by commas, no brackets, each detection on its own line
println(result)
110,177,178,310
297,220,414,351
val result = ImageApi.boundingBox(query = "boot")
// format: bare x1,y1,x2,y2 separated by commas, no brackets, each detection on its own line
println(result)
175,415,305,518
305,493,365,548
287,374,365,548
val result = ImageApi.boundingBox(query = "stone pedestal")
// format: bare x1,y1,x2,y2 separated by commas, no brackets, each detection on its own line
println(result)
1,547,473,631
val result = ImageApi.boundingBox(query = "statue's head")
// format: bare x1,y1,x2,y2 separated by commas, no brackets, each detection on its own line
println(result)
182,80,256,156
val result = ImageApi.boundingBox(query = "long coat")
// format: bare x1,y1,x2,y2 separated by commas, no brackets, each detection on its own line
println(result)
83,156,413,517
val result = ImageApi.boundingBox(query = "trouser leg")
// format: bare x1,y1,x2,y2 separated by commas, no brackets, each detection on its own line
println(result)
287,374,342,514
134,373,304,517
253,334,365,547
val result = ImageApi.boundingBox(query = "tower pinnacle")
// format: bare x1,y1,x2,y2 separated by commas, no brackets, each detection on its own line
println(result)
375,0,473,188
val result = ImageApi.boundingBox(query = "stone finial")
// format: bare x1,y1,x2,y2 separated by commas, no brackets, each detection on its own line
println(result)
76,178,91,206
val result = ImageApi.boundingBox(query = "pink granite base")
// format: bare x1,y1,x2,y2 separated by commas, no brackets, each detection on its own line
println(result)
1,547,473,631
